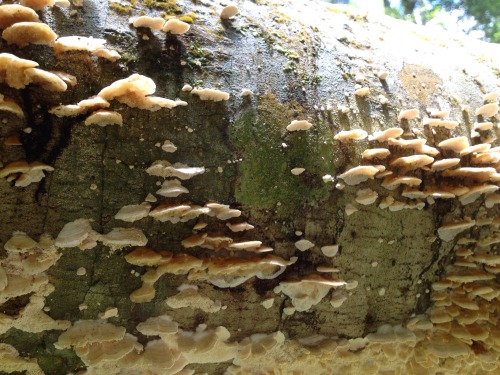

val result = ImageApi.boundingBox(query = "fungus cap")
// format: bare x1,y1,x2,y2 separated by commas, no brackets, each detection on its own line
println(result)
84,110,123,126
428,108,449,118
131,16,165,30
370,127,403,142
161,140,177,153
381,176,422,190
55,219,96,248
4,231,37,252
191,88,230,101
162,18,190,34
483,90,500,102
295,239,315,251
146,160,205,180
0,94,24,117
361,148,390,160
220,4,239,19
398,109,419,121
98,74,156,101
437,219,475,241
320,245,339,257
473,122,493,131
286,120,313,131
291,167,305,175
431,158,460,171
334,129,368,141
226,222,254,232
354,87,370,96
475,103,498,117
355,188,378,205
0,5,39,29
25,68,67,91
338,165,380,185
156,179,189,197
114,203,151,222
438,136,470,153
389,154,434,171
2,22,57,47
241,89,253,97
101,228,148,251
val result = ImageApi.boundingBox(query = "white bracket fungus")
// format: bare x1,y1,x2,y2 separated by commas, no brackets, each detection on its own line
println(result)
290,167,305,175
191,87,230,101
161,139,178,153
320,245,339,257
0,5,39,28
398,109,419,121
475,103,499,117
53,36,120,61
147,160,205,180
338,165,380,185
437,219,476,241
114,203,151,222
354,87,370,97
294,239,315,251
0,93,24,117
2,22,57,48
220,4,239,19
166,284,222,313
334,129,368,141
286,120,312,131
162,18,190,34
156,179,189,197
274,274,346,312
369,127,403,142
84,110,123,126
130,16,166,30
0,160,54,187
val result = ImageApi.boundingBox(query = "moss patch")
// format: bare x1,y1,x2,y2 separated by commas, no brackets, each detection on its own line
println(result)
230,93,337,217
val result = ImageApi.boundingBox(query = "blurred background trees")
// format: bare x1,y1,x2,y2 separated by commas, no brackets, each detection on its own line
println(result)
325,0,499,43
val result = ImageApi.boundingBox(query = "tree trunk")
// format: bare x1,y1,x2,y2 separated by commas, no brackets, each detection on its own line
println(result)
1,0,499,374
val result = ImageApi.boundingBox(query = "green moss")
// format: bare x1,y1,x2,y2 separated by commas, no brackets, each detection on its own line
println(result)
109,2,133,14
179,12,196,23
142,0,181,13
229,93,336,217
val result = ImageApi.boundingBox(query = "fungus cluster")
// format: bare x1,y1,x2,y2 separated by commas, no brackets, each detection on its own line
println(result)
0,160,54,187
55,218,147,252
0,232,70,335
50,74,187,126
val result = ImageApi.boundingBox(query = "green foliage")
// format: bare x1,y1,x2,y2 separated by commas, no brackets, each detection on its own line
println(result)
383,0,499,43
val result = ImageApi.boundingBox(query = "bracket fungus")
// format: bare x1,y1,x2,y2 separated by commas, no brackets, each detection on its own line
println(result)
398,109,419,121
147,160,205,180
156,179,189,197
2,22,57,47
286,120,313,131
274,274,346,312
338,165,380,185
162,18,190,34
0,93,23,117
0,5,39,29
53,36,120,61
84,110,123,126
220,4,239,19
131,16,166,30
114,203,151,222
475,103,499,117
190,87,230,101
334,129,368,141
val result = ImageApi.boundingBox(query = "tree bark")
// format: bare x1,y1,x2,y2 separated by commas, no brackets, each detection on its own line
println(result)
1,0,499,374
